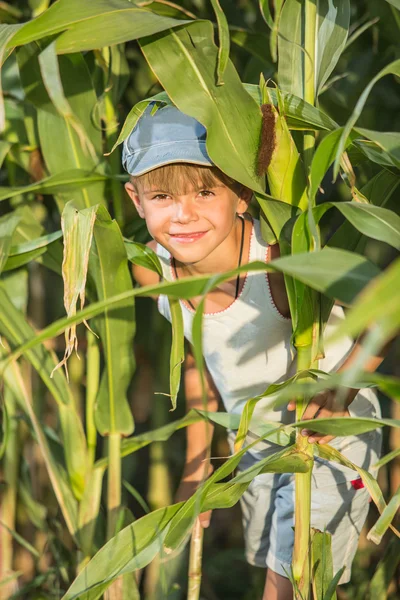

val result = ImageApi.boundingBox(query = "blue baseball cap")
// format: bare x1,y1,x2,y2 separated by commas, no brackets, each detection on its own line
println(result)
122,103,213,176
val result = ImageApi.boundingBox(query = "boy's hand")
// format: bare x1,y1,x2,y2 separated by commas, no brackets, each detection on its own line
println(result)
175,464,214,528
287,388,358,445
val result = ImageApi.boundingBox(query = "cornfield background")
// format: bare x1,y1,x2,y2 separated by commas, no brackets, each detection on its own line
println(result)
0,0,400,599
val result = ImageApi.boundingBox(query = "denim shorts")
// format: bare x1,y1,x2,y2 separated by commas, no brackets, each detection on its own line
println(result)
227,423,382,584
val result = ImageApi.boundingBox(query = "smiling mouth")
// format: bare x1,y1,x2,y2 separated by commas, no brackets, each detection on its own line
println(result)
168,231,208,243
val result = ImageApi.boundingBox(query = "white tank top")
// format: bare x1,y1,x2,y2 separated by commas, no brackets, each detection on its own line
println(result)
156,218,379,428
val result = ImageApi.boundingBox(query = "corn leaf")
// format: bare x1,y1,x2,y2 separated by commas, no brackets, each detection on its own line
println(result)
384,0,400,9
311,530,335,600
168,298,184,410
3,230,62,272
140,20,264,193
62,503,183,600
38,41,96,159
230,27,272,65
0,140,11,168
77,466,105,558
333,59,400,178
278,0,350,99
355,128,400,169
234,375,301,452
89,205,135,436
0,344,78,538
52,202,97,378
0,213,20,274
309,128,356,202
367,485,400,545
0,169,107,203
2,248,381,369
328,255,400,344
374,447,400,469
6,0,191,52
94,410,240,470
293,416,400,436
316,444,398,536
367,536,400,599
261,87,307,211
35,52,107,211
210,0,230,85
0,285,87,502
164,444,309,553
124,240,162,276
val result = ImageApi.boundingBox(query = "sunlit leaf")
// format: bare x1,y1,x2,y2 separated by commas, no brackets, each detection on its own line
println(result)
333,59,400,178
140,20,264,193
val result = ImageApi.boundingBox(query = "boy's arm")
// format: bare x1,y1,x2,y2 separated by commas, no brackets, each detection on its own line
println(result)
288,333,395,444
175,347,220,527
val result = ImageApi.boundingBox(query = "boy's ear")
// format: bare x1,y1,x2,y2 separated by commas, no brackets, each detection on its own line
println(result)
237,185,253,214
125,181,145,218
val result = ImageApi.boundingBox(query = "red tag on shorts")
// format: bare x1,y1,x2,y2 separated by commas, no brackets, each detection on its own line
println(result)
350,478,364,490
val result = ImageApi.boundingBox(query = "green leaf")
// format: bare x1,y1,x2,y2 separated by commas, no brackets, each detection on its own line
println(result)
309,128,355,202
270,248,380,305
0,169,108,203
331,202,400,251
316,444,396,533
384,0,400,9
234,376,300,452
168,298,184,411
230,27,272,64
259,0,284,62
0,213,20,274
62,503,183,600
6,0,190,52
373,447,400,469
256,194,300,240
209,0,229,85
90,205,136,436
140,20,264,193
3,230,62,272
367,484,400,545
333,59,400,178
36,53,107,211
0,286,87,505
52,202,97,377
327,255,400,344
278,0,350,99
311,530,335,600
355,128,400,169
367,536,400,599
0,24,24,130
0,140,11,168
2,248,381,370
293,416,400,436
0,344,78,538
315,0,350,95
38,41,96,159
124,240,162,276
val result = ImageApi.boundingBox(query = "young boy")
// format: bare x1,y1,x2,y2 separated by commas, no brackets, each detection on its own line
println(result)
122,104,383,600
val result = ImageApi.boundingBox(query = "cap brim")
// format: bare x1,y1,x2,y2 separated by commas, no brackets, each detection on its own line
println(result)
123,141,213,176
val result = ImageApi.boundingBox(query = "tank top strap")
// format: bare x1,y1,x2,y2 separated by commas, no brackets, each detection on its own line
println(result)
249,217,269,262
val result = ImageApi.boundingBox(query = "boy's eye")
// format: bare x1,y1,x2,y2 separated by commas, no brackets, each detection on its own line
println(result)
198,190,214,198
151,194,170,201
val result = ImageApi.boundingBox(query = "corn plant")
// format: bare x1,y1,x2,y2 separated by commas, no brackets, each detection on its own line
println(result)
0,1,400,599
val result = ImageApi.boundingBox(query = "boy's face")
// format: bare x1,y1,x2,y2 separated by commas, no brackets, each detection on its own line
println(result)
125,176,250,265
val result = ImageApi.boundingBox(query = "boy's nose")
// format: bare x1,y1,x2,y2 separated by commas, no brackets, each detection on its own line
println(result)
171,199,198,223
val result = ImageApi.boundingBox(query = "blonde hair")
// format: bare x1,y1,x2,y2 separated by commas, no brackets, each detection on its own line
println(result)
131,163,244,196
